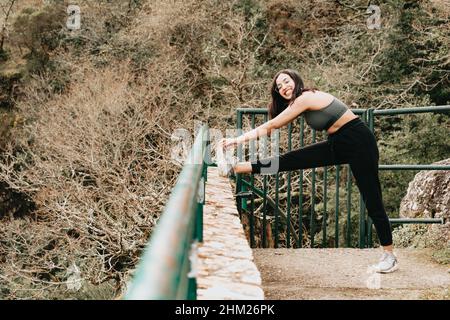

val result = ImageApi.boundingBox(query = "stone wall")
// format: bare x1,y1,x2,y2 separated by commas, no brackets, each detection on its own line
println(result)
196,167,264,300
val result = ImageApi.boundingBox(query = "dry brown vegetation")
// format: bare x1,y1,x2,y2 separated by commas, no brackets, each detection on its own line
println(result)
0,0,448,298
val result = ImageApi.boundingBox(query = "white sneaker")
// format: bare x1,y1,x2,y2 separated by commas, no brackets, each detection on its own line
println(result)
372,251,399,274
216,144,237,177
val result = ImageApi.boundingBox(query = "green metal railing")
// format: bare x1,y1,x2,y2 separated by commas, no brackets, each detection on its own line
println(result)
235,105,450,249
125,124,209,300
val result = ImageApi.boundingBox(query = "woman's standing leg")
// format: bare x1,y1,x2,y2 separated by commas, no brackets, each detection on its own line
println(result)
347,133,398,273
349,155,392,248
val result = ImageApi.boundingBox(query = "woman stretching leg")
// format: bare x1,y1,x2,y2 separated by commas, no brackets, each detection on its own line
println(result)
220,69,398,273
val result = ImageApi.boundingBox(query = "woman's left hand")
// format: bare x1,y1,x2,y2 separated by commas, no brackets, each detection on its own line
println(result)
220,138,238,150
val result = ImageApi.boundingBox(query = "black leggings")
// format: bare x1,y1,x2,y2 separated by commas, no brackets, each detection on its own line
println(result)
251,118,392,246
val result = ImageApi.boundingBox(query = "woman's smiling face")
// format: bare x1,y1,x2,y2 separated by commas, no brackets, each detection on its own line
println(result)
275,73,295,100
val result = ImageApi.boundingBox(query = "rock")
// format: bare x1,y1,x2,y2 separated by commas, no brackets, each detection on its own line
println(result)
399,158,450,242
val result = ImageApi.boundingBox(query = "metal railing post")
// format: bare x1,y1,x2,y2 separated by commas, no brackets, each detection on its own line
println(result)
335,165,340,248
298,116,305,248
367,108,375,247
286,123,293,248
310,129,317,247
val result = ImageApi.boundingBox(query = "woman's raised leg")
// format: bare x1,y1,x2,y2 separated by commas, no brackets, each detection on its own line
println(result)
237,140,345,174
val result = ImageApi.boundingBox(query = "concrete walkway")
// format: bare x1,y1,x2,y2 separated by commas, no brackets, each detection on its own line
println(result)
253,248,450,300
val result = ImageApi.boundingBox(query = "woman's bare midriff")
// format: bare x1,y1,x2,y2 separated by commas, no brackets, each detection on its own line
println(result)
326,110,359,135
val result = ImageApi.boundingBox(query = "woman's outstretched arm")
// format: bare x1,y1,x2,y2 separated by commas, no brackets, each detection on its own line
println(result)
222,95,309,149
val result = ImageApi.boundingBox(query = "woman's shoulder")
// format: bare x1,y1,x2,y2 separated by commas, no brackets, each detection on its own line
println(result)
303,90,334,98
296,90,335,109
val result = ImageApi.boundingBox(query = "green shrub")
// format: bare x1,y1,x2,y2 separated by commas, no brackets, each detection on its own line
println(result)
12,4,66,73
0,49,8,62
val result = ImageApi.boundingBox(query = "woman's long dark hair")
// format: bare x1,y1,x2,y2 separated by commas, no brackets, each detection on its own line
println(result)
268,69,316,119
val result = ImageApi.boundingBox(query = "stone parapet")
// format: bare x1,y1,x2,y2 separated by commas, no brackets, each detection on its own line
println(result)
196,167,264,300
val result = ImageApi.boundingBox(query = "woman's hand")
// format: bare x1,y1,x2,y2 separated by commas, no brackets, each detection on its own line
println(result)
220,138,238,150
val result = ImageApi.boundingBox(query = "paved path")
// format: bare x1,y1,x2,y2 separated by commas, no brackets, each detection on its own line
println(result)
253,248,450,299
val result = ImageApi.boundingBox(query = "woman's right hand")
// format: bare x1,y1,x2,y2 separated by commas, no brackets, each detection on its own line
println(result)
220,138,238,150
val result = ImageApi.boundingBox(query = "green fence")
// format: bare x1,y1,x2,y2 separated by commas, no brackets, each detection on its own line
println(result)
235,105,450,249
124,124,209,300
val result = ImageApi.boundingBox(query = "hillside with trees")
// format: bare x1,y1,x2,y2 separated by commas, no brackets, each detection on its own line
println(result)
0,0,448,299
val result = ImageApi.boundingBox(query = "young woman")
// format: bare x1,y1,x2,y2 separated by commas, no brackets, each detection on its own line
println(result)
219,69,398,273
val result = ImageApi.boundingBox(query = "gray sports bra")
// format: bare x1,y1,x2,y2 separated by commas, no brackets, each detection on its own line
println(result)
303,98,348,131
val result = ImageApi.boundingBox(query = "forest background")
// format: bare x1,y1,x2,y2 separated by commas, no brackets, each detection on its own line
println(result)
0,0,448,299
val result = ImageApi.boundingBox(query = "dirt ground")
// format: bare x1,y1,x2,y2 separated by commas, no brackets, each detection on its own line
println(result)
253,248,450,300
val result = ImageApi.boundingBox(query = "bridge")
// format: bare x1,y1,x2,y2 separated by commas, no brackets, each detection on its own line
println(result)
124,105,450,300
